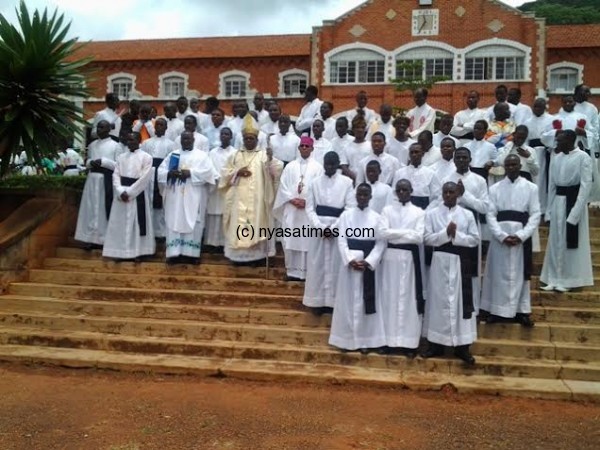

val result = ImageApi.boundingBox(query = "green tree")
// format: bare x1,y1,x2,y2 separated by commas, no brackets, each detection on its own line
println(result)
390,60,449,116
0,1,92,177
519,0,600,25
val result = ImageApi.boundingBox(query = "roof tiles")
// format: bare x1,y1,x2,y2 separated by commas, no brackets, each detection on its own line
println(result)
546,24,600,49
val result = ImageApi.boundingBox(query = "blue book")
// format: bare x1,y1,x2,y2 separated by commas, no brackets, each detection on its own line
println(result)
168,152,180,171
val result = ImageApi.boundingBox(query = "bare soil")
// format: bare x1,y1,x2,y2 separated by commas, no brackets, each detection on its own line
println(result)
0,364,598,450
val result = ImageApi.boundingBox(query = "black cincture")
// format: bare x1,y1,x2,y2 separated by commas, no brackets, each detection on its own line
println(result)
410,196,429,210
347,238,377,315
315,205,344,218
90,166,114,220
496,210,532,280
556,184,581,249
388,243,425,314
152,158,164,209
120,177,147,236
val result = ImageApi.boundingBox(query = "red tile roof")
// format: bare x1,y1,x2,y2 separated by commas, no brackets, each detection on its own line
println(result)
546,24,600,49
73,34,311,62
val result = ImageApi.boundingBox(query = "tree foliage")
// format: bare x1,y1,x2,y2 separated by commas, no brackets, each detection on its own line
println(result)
519,0,600,25
0,1,92,177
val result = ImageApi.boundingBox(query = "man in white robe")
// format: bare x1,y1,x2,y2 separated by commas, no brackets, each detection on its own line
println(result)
465,120,498,182
303,151,356,313
92,93,121,141
507,88,533,126
329,183,386,352
273,136,324,281
219,117,284,265
433,115,460,148
319,102,337,141
392,143,436,210
74,120,122,248
496,125,539,182
355,132,399,186
407,88,436,139
360,161,394,214
58,145,84,177
162,102,185,142
485,85,517,123
481,155,541,326
344,117,371,182
540,130,594,292
102,132,155,260
418,131,442,167
252,93,270,126
140,118,175,238
309,119,333,167
451,90,487,146
574,84,599,154
260,103,282,136
296,85,323,136
202,108,227,150
431,138,456,182
270,115,300,166
377,179,425,356
387,116,415,166
366,104,395,143
204,127,237,251
341,90,379,130
174,115,209,152
158,131,217,264
422,181,480,365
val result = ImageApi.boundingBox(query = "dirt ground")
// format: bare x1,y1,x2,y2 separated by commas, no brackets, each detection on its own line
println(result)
0,364,598,450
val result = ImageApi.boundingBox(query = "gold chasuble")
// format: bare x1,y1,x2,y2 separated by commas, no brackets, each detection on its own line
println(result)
219,116,283,252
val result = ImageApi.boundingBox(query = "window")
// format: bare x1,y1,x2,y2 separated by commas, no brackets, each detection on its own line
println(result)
219,70,250,98
329,49,385,84
464,44,526,81
107,73,136,99
395,46,454,80
548,63,583,93
283,74,307,96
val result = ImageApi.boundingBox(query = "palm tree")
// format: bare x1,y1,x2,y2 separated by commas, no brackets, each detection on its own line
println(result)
0,0,92,177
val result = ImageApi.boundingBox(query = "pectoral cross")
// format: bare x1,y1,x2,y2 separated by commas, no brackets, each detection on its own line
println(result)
297,176,304,194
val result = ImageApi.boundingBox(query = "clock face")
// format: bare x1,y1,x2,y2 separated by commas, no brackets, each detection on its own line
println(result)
412,9,439,36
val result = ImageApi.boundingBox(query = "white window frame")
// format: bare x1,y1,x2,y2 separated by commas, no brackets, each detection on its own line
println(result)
324,43,389,85
393,41,458,82
278,69,309,97
219,70,251,99
158,71,189,99
461,39,531,82
547,62,584,94
107,72,136,99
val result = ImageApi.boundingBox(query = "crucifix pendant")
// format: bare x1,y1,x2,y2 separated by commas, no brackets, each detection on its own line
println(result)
297,179,304,194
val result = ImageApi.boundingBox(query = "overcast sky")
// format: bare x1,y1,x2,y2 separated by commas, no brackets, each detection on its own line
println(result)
0,0,533,41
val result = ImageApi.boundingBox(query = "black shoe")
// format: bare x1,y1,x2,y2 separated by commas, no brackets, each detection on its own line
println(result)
359,348,370,355
284,275,303,282
320,307,334,315
421,342,444,359
454,346,476,365
308,307,325,316
516,313,535,328
486,314,502,324
402,348,418,359
375,346,390,355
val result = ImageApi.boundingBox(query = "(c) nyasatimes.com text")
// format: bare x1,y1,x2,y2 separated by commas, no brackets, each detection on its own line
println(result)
236,225,375,241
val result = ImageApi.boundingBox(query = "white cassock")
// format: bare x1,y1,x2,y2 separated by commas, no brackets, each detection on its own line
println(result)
421,145,442,167
524,112,554,211
202,123,225,150
205,145,237,247
386,137,415,166
496,142,539,180
141,135,176,238
431,158,456,184
310,137,333,167
345,141,371,174
58,148,84,176
575,101,599,153
102,149,155,258
273,156,324,279
377,202,425,348
260,119,279,136
512,103,533,126
542,109,600,201
355,152,400,186
328,207,386,350
392,164,436,210
407,103,436,139
465,139,498,178
433,132,459,149
158,149,217,258
92,107,120,140
367,119,395,143
303,173,356,308
342,107,379,129
359,181,393,214
322,117,337,141
270,132,300,164
541,149,594,289
164,117,185,142
296,98,323,133
173,132,210,152
424,204,480,346
451,108,487,146
330,135,353,166
74,137,121,245
481,177,541,317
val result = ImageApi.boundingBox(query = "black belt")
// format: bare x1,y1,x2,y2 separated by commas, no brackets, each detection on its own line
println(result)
529,139,543,148
120,176,147,236
433,243,478,319
90,166,114,220
347,238,376,315
519,171,533,182
470,166,488,180
387,243,424,314
556,184,580,249
410,196,429,210
65,165,78,170
497,210,532,280
152,158,164,209
316,205,344,218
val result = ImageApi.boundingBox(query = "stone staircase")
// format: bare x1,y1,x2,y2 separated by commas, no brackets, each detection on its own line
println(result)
0,213,600,401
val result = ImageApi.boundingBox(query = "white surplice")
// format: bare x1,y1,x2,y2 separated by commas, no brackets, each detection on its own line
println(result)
355,151,400,186
296,98,324,133
391,164,436,207
74,137,121,245
164,117,185,142
465,138,498,170
273,156,324,279
345,140,372,174
310,137,334,167
359,181,394,214
303,173,356,308
481,177,541,317
423,204,480,346
141,135,176,238
270,131,300,163
377,201,425,348
205,145,237,247
102,149,155,258
328,207,386,350
157,148,217,258
431,158,456,184
407,103,436,139
541,149,594,288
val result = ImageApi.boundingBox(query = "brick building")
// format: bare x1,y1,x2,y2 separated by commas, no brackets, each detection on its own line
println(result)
76,0,600,118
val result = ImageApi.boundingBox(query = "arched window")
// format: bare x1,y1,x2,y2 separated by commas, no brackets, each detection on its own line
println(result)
219,70,250,98
395,45,454,81
547,63,583,93
329,48,386,84
107,72,136,99
464,43,527,81
159,72,188,98
278,69,309,97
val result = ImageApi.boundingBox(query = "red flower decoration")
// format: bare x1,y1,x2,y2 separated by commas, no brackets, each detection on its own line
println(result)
552,119,562,130
577,118,587,129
